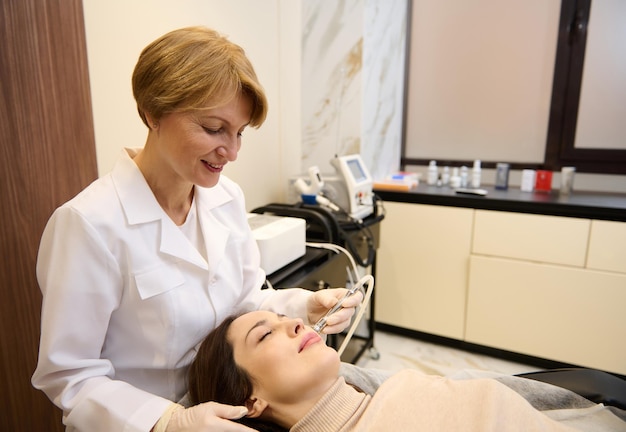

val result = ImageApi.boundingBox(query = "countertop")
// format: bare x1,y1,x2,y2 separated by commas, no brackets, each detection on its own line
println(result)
374,184,626,222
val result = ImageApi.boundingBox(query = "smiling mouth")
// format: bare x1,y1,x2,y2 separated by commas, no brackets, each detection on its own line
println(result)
202,160,223,172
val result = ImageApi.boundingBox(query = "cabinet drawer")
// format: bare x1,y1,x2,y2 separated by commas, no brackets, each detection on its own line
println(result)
466,255,626,375
587,220,626,273
376,202,473,339
473,210,590,266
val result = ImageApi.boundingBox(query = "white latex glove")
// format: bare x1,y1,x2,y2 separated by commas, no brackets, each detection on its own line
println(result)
154,402,256,432
306,287,363,334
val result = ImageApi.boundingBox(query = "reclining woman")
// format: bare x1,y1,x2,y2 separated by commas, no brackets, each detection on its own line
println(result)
187,310,626,431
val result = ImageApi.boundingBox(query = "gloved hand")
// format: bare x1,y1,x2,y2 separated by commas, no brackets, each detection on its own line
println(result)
154,402,256,432
306,287,363,334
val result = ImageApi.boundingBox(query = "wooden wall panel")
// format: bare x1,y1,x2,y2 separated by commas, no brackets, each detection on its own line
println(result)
0,0,98,430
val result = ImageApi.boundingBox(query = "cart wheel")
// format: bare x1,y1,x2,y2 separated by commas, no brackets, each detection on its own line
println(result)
368,347,380,360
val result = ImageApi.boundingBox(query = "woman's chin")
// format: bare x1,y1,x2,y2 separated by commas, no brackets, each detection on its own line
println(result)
195,176,220,189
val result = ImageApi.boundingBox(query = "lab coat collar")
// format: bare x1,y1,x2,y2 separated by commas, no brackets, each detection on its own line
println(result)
112,148,233,270
113,148,164,225
194,185,232,270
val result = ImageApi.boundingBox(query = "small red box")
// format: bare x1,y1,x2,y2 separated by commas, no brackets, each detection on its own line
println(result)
535,170,553,192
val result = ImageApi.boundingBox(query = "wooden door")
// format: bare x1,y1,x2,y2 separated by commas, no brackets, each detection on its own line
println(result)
0,0,98,430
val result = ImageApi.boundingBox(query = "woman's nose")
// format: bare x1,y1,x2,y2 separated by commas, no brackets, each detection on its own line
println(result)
216,135,240,161
285,318,304,336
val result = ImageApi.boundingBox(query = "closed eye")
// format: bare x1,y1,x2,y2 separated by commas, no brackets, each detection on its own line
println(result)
203,127,222,135
245,313,288,344
202,126,244,140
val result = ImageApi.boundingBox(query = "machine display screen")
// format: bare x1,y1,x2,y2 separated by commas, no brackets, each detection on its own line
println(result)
331,154,373,220
347,158,367,182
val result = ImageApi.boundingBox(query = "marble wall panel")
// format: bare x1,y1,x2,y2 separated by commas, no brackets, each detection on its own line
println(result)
302,0,364,175
301,0,408,180
362,0,408,180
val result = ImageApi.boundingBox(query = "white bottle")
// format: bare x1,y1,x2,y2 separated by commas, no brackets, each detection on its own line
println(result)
521,169,536,192
450,167,461,188
471,160,482,188
427,160,438,185
460,166,469,188
442,166,450,186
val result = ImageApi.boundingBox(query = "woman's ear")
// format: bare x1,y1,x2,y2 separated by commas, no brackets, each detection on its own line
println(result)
144,112,159,130
245,396,269,418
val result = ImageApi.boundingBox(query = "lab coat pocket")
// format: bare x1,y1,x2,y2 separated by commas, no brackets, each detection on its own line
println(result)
135,263,185,300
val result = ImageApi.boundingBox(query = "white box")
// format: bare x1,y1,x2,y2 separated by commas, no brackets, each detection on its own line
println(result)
247,214,306,275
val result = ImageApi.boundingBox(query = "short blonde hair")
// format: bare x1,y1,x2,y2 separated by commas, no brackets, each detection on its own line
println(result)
132,26,267,128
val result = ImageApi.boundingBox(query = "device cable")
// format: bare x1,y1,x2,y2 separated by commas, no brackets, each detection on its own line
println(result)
305,242,374,356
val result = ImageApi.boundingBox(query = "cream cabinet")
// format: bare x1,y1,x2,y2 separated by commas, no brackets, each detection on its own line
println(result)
466,256,626,375
377,205,626,376
587,220,626,273
467,210,626,375
472,211,590,266
375,202,473,339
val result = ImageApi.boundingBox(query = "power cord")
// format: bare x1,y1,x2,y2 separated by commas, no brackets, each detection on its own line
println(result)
313,193,381,268
338,274,373,356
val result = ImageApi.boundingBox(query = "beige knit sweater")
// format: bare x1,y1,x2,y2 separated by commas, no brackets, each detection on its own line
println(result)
291,370,584,431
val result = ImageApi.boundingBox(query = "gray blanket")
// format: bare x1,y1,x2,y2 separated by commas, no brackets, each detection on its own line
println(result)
339,363,626,431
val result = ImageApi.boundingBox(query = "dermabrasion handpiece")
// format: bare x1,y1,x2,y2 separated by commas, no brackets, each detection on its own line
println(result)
312,275,370,334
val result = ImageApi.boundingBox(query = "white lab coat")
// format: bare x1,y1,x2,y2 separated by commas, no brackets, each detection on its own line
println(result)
32,149,312,432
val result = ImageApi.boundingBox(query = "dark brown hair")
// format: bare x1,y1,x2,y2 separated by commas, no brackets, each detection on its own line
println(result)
188,315,252,406
187,314,288,432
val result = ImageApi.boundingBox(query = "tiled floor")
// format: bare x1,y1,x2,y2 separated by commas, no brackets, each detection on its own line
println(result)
355,330,541,377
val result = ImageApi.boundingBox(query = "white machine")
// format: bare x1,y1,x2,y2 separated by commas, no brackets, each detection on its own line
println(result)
329,154,374,220
290,154,374,221
247,213,306,275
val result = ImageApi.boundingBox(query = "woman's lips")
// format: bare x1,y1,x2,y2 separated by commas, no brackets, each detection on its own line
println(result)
299,332,322,353
202,160,223,173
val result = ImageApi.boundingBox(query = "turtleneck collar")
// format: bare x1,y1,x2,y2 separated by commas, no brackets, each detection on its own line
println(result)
291,377,370,431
